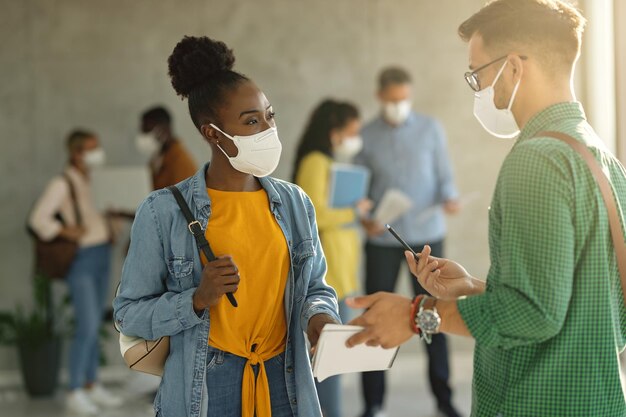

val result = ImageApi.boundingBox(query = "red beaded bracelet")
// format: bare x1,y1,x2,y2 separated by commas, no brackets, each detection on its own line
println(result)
410,295,424,335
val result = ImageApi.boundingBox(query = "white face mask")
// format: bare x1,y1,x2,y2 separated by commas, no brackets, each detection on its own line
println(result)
83,148,106,168
135,131,160,157
383,100,412,125
210,124,282,177
473,60,521,139
334,135,363,162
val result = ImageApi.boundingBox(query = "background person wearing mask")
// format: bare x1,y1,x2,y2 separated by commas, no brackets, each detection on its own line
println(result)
293,99,371,417
346,1,626,416
355,67,461,417
135,105,197,190
29,130,122,416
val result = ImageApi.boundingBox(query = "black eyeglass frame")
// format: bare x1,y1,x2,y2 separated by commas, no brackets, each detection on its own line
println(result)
464,55,528,92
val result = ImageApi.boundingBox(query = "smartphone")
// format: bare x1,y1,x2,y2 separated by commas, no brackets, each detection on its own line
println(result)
385,224,420,259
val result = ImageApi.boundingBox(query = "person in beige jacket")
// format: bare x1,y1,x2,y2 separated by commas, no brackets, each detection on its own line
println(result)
29,130,122,416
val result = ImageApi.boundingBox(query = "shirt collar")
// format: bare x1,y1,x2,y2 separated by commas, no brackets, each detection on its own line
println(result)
191,163,282,213
377,111,417,129
517,101,586,143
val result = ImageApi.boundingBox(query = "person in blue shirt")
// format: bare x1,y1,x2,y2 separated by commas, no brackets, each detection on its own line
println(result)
355,67,462,417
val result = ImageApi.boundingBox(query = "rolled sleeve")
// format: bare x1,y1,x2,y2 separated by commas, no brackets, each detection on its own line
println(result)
29,177,68,241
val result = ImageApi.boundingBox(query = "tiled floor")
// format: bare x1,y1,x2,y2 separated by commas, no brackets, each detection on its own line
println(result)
0,336,474,417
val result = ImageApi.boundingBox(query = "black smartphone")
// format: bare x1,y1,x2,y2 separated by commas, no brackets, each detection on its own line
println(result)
385,224,420,258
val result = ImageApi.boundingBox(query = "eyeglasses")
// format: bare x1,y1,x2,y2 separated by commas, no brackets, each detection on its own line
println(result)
464,55,527,92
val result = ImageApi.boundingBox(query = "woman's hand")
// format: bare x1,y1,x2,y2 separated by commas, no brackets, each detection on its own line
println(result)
193,255,240,311
405,245,484,300
355,199,374,219
59,226,85,242
307,313,339,352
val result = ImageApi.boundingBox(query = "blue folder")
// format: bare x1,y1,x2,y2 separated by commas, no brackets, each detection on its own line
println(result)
329,163,371,208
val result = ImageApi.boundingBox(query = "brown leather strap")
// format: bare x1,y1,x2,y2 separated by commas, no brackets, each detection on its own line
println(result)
62,173,83,226
537,131,626,304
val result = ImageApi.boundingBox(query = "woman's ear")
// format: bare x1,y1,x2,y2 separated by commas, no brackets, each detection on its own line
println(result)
201,124,221,145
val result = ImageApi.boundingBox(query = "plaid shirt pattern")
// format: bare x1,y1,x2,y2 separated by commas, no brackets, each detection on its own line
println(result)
457,102,626,417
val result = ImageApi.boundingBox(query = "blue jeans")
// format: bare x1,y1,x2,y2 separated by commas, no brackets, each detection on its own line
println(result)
204,346,293,417
66,243,111,390
315,298,355,417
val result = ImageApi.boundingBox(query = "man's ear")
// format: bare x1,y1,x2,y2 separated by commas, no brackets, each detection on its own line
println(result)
508,54,525,83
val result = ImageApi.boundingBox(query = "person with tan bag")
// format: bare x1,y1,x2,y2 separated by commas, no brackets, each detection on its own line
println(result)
113,36,340,417
29,129,122,415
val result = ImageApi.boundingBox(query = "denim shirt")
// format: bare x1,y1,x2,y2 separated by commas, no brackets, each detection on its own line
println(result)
113,163,340,417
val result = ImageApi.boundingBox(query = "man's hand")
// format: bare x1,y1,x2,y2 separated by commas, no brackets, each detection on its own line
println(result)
443,199,461,215
192,255,240,312
307,313,339,350
360,218,385,237
345,292,413,349
405,245,483,300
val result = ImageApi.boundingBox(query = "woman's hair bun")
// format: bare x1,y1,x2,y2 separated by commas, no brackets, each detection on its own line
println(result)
168,36,236,98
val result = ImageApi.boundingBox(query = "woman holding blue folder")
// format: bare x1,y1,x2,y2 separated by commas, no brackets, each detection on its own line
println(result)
293,99,371,417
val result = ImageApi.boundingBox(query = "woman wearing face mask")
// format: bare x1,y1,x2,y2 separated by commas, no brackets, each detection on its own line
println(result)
293,99,371,417
29,130,122,415
114,36,340,417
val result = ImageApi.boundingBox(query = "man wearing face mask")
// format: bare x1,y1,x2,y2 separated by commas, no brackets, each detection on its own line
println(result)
29,130,122,415
346,1,626,417
354,67,461,417
136,106,197,190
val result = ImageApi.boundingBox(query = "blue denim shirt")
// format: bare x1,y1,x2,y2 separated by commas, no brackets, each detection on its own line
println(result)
355,112,458,246
113,163,340,417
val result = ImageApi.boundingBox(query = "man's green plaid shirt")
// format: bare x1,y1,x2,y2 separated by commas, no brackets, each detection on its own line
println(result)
457,102,626,417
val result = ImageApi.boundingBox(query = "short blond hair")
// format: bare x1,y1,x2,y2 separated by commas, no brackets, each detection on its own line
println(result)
459,0,586,73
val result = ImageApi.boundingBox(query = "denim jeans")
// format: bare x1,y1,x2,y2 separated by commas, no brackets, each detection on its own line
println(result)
204,346,293,417
315,298,355,417
66,243,111,390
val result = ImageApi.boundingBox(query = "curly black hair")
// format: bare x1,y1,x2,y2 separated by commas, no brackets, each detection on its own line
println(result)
292,99,360,181
168,36,249,129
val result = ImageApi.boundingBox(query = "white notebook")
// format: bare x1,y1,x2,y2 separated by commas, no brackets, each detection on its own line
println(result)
312,324,399,382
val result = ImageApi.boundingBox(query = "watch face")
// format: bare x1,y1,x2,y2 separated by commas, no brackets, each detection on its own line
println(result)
417,309,441,333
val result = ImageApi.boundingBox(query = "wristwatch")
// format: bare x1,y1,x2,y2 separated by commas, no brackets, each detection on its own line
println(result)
415,296,441,344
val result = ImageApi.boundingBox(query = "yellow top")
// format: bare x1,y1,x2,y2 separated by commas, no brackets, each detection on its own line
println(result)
295,152,361,299
204,187,289,417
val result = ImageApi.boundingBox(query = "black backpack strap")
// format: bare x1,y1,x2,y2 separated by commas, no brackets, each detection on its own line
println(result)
167,185,237,307
167,185,216,262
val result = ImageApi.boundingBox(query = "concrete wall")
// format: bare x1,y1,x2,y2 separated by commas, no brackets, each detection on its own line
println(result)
0,0,589,371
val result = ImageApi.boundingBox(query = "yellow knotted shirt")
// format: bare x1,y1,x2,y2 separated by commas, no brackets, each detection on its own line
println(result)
204,187,289,417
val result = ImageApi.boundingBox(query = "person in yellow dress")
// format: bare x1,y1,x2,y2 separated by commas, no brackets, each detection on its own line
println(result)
293,99,371,417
